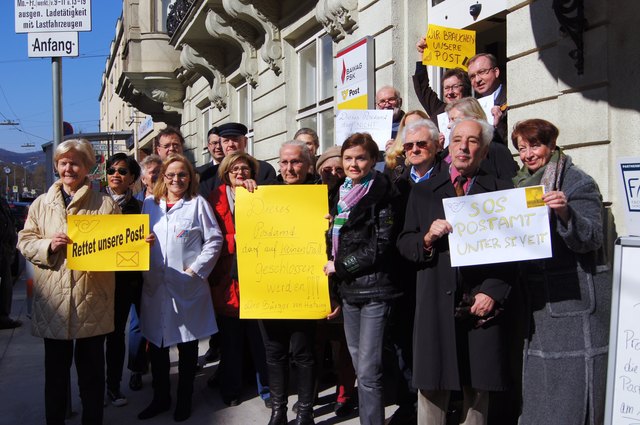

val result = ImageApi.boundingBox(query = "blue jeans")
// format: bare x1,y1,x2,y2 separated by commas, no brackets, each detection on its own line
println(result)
342,300,391,425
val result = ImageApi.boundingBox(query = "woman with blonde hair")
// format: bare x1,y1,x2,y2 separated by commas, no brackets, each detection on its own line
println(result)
18,138,120,425
139,154,222,422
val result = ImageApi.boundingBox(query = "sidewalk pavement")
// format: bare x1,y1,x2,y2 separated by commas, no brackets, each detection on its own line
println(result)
0,277,397,425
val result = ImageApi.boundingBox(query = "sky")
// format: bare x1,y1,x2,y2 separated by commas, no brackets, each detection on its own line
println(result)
0,2,123,154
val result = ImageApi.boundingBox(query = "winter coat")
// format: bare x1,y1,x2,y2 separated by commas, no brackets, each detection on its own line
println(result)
141,195,222,347
518,156,611,425
397,169,515,391
17,179,119,339
328,172,403,304
208,184,240,317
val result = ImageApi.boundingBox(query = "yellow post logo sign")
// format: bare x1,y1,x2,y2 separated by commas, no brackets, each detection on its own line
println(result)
422,24,476,71
67,214,150,271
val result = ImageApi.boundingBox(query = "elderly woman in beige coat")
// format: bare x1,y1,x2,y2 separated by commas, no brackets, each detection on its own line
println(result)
18,139,119,425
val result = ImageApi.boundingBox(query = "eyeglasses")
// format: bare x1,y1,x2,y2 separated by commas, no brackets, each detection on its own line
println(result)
279,159,304,167
443,83,465,92
320,166,344,175
468,67,495,80
158,143,182,150
106,167,129,176
164,172,189,181
376,97,399,107
403,141,431,151
229,165,251,174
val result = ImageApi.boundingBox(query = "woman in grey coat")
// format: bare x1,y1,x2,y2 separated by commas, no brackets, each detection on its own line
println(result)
512,119,611,425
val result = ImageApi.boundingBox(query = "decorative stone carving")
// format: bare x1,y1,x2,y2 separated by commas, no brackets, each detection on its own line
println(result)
222,0,283,74
205,8,259,86
180,45,229,110
315,0,358,42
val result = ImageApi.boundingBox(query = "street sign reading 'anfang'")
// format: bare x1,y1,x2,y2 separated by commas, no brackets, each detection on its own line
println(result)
28,32,79,57
15,0,92,34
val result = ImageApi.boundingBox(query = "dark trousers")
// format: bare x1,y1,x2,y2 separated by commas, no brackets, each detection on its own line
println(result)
44,335,106,425
148,340,198,402
260,319,316,404
218,315,270,400
105,280,134,391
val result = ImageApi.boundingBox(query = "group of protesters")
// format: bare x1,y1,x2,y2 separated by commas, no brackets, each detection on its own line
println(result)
15,43,612,425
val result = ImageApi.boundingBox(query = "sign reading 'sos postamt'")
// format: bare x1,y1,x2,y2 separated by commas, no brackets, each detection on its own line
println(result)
15,0,92,33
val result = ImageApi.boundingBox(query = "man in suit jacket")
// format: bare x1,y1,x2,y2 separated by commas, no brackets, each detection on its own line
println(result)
397,118,514,425
197,126,224,198
467,53,508,143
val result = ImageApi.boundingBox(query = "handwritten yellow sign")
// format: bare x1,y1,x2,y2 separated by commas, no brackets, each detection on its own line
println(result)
67,214,149,271
442,186,552,266
235,186,331,319
422,24,476,71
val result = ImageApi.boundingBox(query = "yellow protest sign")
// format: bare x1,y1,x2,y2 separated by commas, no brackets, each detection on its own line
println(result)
422,24,476,71
235,185,331,319
67,214,149,271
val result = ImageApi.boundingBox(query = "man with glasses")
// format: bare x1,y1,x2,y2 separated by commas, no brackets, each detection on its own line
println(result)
413,37,472,127
375,86,405,138
154,127,185,160
466,53,507,142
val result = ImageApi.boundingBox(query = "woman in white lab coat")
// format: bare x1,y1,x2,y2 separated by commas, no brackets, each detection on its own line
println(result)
139,154,222,422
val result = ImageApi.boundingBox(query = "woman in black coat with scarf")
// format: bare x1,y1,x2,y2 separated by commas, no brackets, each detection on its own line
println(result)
324,133,403,425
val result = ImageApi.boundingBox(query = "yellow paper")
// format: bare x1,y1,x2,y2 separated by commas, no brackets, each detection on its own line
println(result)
235,186,331,319
422,24,476,71
525,186,545,208
67,214,150,271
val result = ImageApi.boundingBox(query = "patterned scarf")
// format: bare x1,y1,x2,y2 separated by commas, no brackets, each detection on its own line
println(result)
331,172,374,260
105,186,133,209
513,147,567,191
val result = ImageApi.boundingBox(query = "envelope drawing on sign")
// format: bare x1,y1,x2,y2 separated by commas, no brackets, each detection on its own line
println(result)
116,251,139,267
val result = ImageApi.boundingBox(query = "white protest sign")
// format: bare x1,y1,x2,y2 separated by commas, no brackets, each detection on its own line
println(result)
335,109,393,149
617,157,640,236
443,186,552,267
476,94,494,123
437,112,450,148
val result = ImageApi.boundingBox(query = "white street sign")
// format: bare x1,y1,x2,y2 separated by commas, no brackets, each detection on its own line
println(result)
28,32,79,57
15,0,92,34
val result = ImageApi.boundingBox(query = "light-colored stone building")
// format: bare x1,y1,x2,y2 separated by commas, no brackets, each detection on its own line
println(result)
101,0,640,235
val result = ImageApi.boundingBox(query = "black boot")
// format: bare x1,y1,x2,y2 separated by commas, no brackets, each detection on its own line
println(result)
267,361,288,425
294,365,315,425
174,342,198,422
139,344,171,420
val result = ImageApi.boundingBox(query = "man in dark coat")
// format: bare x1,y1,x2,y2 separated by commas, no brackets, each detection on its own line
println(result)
197,126,224,198
397,118,514,425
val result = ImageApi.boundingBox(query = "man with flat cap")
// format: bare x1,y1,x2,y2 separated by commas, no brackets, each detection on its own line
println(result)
198,122,277,198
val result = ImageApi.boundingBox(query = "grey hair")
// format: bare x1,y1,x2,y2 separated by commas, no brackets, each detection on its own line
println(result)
450,118,494,148
54,139,96,169
402,119,440,146
139,154,162,177
279,140,313,165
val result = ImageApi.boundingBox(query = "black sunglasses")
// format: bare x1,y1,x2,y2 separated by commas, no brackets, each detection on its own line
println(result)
403,141,431,151
106,167,129,176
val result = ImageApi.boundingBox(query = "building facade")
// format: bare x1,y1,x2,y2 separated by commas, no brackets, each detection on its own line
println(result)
101,0,640,235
